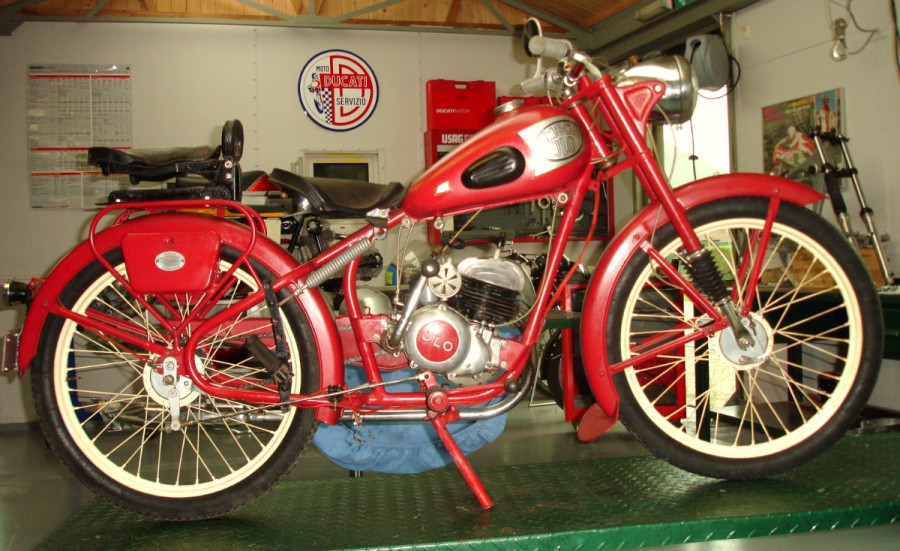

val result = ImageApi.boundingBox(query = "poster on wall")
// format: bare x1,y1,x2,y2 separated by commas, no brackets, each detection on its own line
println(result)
27,64,133,209
761,89,843,180
297,50,379,132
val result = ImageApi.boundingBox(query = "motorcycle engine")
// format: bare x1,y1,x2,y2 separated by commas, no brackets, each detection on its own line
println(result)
401,257,533,385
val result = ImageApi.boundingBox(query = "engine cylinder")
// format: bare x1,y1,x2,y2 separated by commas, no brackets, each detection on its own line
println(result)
450,276,519,325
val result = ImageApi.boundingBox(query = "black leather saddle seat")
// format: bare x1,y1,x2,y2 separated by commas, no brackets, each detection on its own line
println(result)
88,146,220,182
269,168,406,215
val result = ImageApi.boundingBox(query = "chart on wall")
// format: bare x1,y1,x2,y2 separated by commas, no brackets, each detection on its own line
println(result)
27,64,133,209
761,89,843,180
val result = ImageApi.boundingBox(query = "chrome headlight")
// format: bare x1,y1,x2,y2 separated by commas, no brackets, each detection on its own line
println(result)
614,55,698,125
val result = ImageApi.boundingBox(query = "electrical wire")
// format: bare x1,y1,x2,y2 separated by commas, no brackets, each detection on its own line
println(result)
846,0,880,54
826,0,880,57
892,0,900,77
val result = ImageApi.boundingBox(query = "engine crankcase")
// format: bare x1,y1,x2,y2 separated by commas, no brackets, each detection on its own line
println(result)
403,304,490,379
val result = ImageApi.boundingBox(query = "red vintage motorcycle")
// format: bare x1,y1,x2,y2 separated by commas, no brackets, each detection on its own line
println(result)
3,21,882,520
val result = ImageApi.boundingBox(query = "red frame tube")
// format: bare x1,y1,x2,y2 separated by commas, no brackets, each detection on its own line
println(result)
15,71,826,432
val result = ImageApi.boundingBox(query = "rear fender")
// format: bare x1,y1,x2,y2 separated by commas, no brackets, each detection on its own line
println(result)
580,173,824,418
17,213,343,419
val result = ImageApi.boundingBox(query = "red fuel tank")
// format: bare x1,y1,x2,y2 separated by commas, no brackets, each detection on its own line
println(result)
403,105,590,219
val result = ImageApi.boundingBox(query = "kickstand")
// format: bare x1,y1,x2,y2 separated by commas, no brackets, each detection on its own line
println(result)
430,409,494,510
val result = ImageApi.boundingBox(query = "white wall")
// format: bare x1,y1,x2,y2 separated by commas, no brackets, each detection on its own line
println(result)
2,0,897,423
732,0,898,258
0,22,534,424
732,0,899,411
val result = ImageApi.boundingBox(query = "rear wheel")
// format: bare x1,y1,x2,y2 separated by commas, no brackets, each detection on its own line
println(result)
31,247,318,519
606,198,881,478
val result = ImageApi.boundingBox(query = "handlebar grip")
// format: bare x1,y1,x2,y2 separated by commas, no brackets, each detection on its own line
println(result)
528,36,573,60
520,76,547,95
520,69,564,96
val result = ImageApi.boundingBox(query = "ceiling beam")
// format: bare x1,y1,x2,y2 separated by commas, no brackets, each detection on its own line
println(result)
586,0,760,62
496,0,590,41
0,0,761,44
86,0,111,18
333,0,406,24
0,0,44,34
446,0,461,24
7,13,521,36
232,0,294,21
479,0,512,32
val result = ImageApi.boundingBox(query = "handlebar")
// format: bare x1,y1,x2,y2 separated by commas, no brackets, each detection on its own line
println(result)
520,70,563,95
527,36,573,59
521,38,604,96
518,19,698,125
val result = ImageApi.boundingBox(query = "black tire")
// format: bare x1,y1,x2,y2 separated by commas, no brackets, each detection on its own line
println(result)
542,329,593,410
31,247,318,519
606,198,881,478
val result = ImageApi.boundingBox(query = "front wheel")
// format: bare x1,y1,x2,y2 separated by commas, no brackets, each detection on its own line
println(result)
606,198,881,479
31,247,319,519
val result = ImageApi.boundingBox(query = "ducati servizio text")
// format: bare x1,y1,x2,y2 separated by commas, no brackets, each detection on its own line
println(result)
2,20,882,519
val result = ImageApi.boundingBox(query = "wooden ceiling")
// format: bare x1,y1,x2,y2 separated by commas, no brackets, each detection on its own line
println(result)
0,0,642,37
0,0,760,61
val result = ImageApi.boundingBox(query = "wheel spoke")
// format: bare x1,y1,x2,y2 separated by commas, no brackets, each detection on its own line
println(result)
614,200,872,470
42,252,311,513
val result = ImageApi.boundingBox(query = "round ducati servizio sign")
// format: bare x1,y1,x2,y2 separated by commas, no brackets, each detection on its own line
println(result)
298,50,379,132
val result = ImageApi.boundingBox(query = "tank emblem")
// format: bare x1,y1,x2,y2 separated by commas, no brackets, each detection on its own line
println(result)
519,116,584,176
154,251,186,272
539,120,583,160
435,181,451,195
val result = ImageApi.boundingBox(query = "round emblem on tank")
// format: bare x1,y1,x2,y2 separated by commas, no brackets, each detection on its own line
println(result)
154,251,186,272
537,120,583,161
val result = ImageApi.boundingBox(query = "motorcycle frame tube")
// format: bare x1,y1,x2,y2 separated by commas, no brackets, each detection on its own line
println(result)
568,74,705,253
15,78,826,426
176,208,515,416
16,210,348,423
330,183,598,415
579,174,825,418
84,201,264,339
336,249,524,412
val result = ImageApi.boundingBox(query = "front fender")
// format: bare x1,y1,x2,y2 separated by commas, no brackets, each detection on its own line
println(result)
580,173,825,418
17,213,343,420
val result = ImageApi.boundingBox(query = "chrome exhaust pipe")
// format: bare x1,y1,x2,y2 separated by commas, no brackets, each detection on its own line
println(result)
340,366,535,423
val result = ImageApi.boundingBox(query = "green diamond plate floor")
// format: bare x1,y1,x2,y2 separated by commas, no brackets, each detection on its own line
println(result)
35,431,900,550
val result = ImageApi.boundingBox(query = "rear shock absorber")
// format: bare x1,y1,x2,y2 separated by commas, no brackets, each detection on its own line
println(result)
684,248,755,350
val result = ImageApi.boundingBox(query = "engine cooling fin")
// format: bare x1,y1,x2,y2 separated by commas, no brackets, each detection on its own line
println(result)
449,276,519,325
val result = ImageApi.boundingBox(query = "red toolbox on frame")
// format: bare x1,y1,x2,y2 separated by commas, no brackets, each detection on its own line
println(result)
426,80,496,130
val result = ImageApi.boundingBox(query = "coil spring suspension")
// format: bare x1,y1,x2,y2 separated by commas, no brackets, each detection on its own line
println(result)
685,248,755,349
305,239,374,289
684,248,730,304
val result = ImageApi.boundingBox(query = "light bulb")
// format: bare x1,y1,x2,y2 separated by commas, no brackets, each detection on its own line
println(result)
832,18,848,61
832,40,848,60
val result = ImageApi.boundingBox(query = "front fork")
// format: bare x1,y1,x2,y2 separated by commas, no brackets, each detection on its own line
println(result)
683,247,756,349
